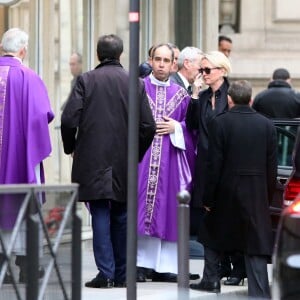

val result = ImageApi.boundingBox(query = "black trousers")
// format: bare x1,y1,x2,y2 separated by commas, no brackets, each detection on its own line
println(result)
202,247,220,283
203,246,271,299
244,254,270,299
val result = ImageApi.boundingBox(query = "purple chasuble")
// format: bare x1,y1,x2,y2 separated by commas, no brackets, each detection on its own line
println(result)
0,57,54,229
138,76,196,242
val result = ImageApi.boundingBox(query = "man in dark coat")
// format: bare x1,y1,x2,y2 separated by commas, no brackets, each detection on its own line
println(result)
252,68,300,118
190,80,277,299
61,34,156,288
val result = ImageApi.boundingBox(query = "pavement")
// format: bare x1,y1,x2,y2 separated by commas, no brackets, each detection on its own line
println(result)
81,241,272,300
0,240,272,299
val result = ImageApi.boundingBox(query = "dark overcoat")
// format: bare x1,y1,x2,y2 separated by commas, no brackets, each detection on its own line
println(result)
252,80,300,118
61,60,156,202
199,105,277,256
185,78,230,208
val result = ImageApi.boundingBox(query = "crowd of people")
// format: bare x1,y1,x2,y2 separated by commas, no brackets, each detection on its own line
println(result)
2,26,300,299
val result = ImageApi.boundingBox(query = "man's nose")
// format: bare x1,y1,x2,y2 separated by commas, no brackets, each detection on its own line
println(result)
159,60,165,67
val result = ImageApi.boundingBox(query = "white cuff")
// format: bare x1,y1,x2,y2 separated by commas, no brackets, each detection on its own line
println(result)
170,121,186,150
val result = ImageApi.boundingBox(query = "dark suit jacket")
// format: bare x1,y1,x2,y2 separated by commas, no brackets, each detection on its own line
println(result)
170,72,187,90
199,105,277,256
61,60,156,202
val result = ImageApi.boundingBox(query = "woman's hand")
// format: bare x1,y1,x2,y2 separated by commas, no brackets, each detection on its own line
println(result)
191,73,203,98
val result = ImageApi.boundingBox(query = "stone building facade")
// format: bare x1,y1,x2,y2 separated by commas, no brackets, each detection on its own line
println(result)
0,0,300,185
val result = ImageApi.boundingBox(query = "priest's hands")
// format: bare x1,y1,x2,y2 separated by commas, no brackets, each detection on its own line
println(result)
156,116,175,135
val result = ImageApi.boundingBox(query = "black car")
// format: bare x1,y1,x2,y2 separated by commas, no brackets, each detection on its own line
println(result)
270,119,300,240
272,124,300,300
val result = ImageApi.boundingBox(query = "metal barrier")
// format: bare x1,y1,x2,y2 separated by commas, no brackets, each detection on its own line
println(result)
0,184,81,300
177,190,191,300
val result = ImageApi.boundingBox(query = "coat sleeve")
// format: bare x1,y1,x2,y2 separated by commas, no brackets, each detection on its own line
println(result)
60,75,85,154
138,82,156,162
203,117,224,208
185,98,200,131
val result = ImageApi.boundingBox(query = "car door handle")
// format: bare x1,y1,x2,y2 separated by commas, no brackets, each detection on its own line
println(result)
277,177,288,184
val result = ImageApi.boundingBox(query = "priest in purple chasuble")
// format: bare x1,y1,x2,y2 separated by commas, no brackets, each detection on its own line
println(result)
137,44,196,277
0,28,54,258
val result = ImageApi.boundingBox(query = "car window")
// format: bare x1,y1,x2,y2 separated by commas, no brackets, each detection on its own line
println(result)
275,125,297,167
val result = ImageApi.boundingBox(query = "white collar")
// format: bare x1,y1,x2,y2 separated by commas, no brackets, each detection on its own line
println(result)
12,56,23,63
177,72,190,89
149,73,170,87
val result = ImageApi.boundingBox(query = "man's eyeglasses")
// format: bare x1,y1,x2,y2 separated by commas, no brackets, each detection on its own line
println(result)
199,67,220,75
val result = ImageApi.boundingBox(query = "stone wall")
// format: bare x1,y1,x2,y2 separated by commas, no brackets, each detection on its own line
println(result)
225,0,300,95
1,0,300,185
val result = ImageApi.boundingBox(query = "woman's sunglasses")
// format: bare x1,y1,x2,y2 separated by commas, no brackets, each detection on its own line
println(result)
198,67,220,75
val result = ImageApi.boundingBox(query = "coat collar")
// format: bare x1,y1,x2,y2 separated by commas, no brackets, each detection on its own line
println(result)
95,59,123,69
207,77,230,98
229,104,255,113
268,80,291,89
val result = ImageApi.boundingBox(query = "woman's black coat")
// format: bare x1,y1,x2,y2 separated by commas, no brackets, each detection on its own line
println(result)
185,78,230,208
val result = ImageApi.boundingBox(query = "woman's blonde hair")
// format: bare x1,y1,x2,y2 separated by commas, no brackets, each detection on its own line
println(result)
202,50,232,76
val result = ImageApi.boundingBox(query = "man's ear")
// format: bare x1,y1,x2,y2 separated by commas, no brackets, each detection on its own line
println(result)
18,46,27,61
183,58,190,69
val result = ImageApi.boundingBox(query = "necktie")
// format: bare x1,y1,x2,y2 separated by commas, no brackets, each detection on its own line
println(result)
187,85,192,95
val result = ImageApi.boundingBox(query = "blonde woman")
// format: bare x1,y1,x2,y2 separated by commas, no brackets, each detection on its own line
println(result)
186,50,232,236
186,51,235,293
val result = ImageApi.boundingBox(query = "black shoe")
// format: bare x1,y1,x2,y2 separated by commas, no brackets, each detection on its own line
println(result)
152,272,177,282
190,280,220,293
189,273,200,280
19,267,45,283
136,267,147,282
85,273,114,288
223,276,245,286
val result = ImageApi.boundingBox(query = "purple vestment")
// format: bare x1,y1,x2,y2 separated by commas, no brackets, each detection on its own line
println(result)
138,76,196,242
0,56,54,229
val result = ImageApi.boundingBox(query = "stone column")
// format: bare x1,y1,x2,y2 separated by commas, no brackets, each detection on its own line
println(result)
57,0,73,185
201,0,219,52
0,6,8,35
70,0,83,54
93,0,117,67
40,0,57,183
152,0,174,44
116,0,129,69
